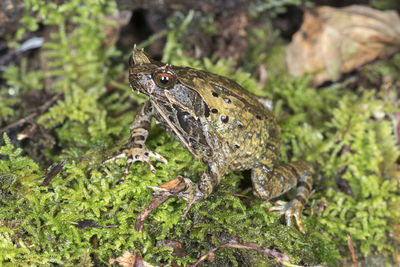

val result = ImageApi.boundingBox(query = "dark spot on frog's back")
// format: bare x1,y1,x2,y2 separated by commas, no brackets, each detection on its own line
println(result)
211,83,257,110
256,115,262,120
220,115,229,123
212,92,218,97
268,126,278,138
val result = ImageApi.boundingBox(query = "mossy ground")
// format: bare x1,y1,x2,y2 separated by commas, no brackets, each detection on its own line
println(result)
1,1,399,266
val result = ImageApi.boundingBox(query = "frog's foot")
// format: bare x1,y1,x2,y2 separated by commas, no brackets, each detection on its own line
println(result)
104,147,167,183
269,199,306,234
148,177,203,220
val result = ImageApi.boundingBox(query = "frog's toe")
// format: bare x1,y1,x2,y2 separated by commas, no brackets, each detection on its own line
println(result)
105,147,168,181
147,177,202,220
122,148,167,173
103,152,127,164
104,152,134,183
269,199,306,234
146,150,168,165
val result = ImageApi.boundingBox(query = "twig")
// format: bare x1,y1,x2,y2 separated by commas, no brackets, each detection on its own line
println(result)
90,234,100,267
135,196,171,233
0,93,62,134
192,240,292,267
347,233,358,267
40,159,67,186
192,239,328,267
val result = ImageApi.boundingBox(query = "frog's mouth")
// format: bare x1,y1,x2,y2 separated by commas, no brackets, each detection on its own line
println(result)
128,67,152,95
128,74,149,97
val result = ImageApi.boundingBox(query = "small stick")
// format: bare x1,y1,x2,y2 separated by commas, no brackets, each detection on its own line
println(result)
40,159,67,186
0,93,62,133
192,240,292,267
347,233,358,267
135,196,171,233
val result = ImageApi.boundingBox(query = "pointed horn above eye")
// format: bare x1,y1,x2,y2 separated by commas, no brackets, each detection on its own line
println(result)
131,45,151,65
163,64,173,71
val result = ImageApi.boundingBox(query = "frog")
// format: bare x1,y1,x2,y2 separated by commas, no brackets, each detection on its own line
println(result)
107,46,313,233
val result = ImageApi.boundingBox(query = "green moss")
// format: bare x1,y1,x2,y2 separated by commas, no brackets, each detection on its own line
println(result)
1,2,399,266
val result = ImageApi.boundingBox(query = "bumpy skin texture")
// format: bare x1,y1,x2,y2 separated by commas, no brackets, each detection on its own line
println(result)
109,47,313,233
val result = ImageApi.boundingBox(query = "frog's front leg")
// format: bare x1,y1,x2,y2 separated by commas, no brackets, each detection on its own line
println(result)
251,160,313,233
105,101,167,182
149,163,223,220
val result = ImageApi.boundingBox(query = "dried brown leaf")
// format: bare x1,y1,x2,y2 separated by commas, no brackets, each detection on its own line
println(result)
135,176,186,232
157,176,183,190
286,5,400,85
109,250,158,267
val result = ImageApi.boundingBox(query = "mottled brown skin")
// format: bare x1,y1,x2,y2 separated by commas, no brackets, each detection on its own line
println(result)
108,47,313,233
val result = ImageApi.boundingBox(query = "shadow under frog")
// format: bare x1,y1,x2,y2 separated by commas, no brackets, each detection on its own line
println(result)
106,46,313,233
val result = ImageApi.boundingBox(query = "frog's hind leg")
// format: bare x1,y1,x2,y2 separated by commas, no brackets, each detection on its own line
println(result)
251,160,313,233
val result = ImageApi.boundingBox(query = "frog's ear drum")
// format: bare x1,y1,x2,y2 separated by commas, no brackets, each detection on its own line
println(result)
153,70,177,89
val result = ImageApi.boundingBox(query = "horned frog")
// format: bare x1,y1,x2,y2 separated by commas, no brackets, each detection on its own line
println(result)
107,47,313,233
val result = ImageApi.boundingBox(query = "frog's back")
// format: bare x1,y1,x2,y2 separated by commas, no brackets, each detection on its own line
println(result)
175,67,280,169
175,67,266,116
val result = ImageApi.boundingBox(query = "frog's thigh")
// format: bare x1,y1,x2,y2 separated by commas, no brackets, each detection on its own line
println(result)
251,160,312,203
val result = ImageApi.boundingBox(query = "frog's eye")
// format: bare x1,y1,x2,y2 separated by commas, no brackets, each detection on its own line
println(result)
154,71,176,89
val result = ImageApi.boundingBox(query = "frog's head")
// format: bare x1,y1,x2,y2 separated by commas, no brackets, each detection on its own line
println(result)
128,47,205,117
128,46,177,102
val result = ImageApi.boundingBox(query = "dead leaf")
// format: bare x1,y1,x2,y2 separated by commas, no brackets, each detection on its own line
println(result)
286,5,400,85
104,10,132,49
109,250,159,267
